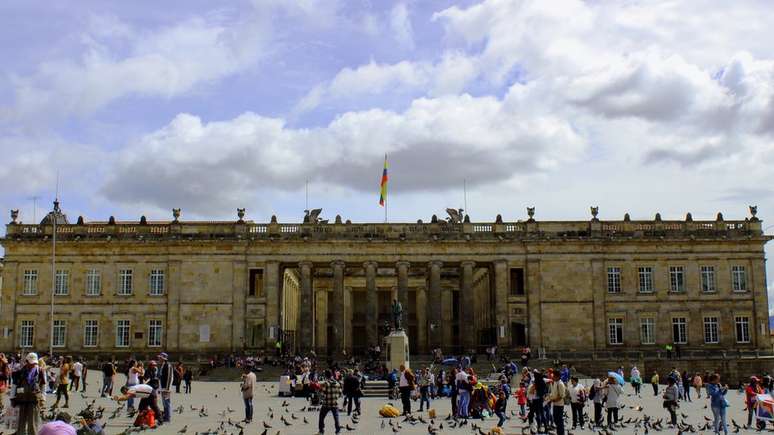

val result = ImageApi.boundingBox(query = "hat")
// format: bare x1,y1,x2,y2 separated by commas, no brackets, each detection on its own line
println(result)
25,352,38,365
158,352,169,360
751,376,760,382
149,360,158,367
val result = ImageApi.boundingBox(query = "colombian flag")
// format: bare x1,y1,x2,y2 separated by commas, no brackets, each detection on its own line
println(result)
379,154,388,206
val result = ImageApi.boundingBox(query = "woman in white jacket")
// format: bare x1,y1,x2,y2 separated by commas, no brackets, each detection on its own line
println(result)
604,376,623,428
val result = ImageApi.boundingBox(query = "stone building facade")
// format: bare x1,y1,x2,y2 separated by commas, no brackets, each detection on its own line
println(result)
0,205,771,357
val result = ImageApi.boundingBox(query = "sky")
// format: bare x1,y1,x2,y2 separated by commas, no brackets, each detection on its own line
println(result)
2,0,774,312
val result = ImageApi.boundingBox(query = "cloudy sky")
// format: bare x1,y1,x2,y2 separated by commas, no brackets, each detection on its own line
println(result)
2,0,774,309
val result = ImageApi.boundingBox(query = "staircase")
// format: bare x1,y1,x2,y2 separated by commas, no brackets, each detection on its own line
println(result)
362,380,392,397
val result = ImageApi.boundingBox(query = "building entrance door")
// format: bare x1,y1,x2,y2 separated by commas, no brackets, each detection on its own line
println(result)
511,322,527,347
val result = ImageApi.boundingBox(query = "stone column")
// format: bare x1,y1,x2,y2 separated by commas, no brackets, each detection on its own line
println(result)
0,261,18,351
460,261,475,350
166,260,182,352
299,262,314,352
493,260,509,347
427,261,443,349
264,261,280,348
364,261,378,347
231,261,247,352
331,260,345,355
751,256,771,349
417,287,428,353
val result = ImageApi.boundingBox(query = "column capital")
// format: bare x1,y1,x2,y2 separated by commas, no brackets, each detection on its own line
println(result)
428,260,443,268
460,260,476,268
363,261,378,269
396,260,411,268
330,260,346,269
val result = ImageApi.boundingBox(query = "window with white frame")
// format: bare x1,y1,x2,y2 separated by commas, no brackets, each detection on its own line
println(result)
54,270,69,295
116,320,131,347
20,320,34,348
52,320,66,347
149,270,165,296
607,267,621,294
638,267,654,293
85,269,101,296
732,266,747,292
640,317,655,344
608,318,624,345
672,317,687,344
118,269,133,295
23,270,38,295
84,320,99,347
700,266,716,293
148,320,163,347
735,316,750,343
669,266,685,292
703,316,719,344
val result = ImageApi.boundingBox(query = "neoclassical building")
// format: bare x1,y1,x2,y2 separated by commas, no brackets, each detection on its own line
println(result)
0,204,771,356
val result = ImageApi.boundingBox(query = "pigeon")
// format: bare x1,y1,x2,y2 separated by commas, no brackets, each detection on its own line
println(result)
178,425,188,433
263,421,273,429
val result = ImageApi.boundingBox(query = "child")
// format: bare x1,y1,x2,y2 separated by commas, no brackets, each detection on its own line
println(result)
515,383,527,416
494,390,508,427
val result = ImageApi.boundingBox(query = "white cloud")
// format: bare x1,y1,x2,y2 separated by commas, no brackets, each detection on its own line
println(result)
6,9,271,120
104,88,585,213
390,3,415,50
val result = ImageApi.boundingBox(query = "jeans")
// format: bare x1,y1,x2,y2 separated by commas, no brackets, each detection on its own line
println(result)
652,383,658,395
346,394,360,415
101,375,113,396
244,397,253,422
184,381,191,394
748,406,755,427
318,406,341,433
667,405,677,425
607,407,618,427
571,402,584,428
162,393,171,422
70,376,80,391
528,399,544,429
399,386,412,415
519,404,525,416
419,386,430,411
126,383,137,409
458,390,470,418
495,411,506,427
553,405,565,435
712,406,727,435
594,402,603,426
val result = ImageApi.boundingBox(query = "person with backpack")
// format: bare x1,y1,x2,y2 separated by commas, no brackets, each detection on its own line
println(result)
569,377,587,430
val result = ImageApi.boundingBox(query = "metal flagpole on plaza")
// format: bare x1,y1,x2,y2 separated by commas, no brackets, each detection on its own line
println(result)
463,179,468,217
49,175,59,358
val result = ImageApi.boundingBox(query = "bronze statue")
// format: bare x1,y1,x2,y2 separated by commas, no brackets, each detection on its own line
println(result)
445,208,464,224
391,299,403,331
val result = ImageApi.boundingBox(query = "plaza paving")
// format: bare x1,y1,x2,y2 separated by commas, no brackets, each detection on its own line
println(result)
2,372,768,434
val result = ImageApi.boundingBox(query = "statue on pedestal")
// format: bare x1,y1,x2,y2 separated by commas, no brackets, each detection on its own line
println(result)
391,299,403,331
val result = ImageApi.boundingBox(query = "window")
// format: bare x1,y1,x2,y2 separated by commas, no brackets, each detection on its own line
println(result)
640,318,655,344
54,270,69,295
703,316,719,344
735,316,750,343
638,267,654,293
118,269,133,295
510,268,525,295
85,269,101,296
669,266,685,292
608,318,624,345
732,266,747,292
149,270,165,295
20,320,34,348
23,270,38,295
83,320,99,347
116,320,131,347
248,269,264,297
700,266,716,293
672,317,687,344
148,320,163,347
607,267,621,294
52,320,66,347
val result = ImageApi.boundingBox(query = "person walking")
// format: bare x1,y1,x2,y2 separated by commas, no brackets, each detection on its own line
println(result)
630,366,642,395
173,362,184,394
707,373,728,435
157,352,173,424
604,375,623,428
343,369,362,416
80,362,88,393
53,355,71,408
418,368,431,412
398,365,415,416
745,376,764,428
14,352,45,435
548,371,566,435
663,377,679,427
569,377,586,430
651,370,660,396
456,368,471,419
682,371,692,402
318,369,342,435
240,365,256,423
183,367,192,394
70,358,83,392
100,359,115,398
693,372,704,399
494,389,508,427
449,368,459,416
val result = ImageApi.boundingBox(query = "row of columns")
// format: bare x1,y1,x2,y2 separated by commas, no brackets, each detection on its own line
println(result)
295,260,509,353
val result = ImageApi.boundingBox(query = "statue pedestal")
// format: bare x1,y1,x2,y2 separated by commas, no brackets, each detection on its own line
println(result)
385,330,410,371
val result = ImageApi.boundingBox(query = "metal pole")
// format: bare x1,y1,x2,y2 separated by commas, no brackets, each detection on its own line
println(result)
50,204,56,358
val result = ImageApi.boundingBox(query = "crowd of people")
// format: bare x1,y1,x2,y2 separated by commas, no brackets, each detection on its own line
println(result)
0,350,199,434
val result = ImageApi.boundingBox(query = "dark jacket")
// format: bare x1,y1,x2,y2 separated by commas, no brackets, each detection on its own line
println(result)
343,375,361,396
159,361,173,390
